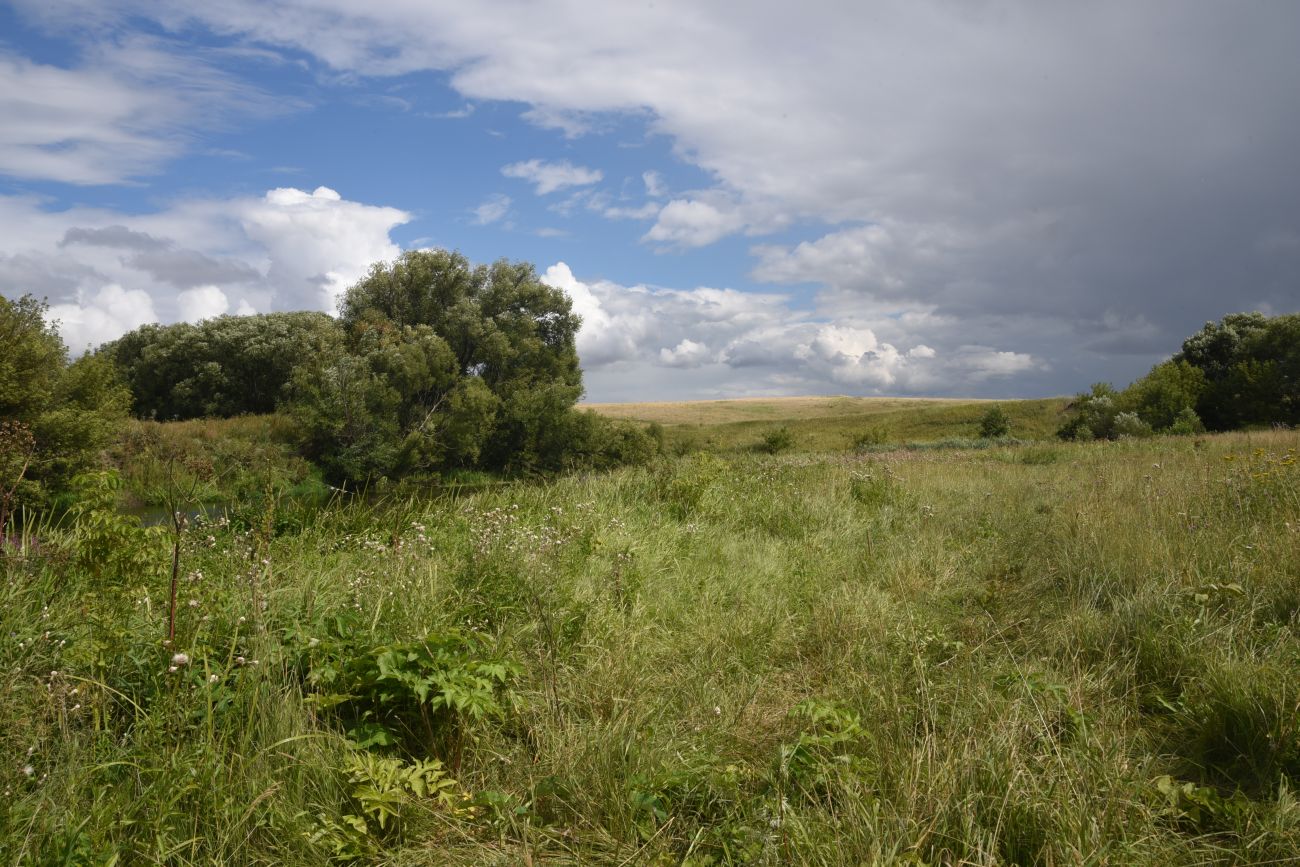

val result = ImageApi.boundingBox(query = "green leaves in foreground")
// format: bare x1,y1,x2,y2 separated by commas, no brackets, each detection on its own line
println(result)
298,619,520,759
309,751,465,861
297,623,519,860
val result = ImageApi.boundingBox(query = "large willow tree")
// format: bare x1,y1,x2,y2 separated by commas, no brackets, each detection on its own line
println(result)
289,250,598,482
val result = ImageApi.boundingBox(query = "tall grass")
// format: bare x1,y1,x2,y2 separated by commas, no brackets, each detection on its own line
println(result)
2,430,1298,863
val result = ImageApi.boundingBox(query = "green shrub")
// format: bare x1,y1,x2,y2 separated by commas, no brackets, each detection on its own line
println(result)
1112,411,1153,439
1168,407,1206,435
850,425,891,450
1058,384,1119,440
297,618,520,759
757,426,795,454
661,452,727,518
101,311,343,420
0,295,130,516
978,404,1012,439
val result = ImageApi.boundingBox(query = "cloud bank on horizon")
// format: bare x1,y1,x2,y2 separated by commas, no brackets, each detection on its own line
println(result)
1,0,1297,401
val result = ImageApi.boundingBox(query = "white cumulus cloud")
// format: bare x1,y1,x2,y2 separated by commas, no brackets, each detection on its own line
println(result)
659,338,712,368
176,285,230,321
644,198,747,249
237,185,408,312
2,185,409,349
471,193,511,225
46,284,157,352
542,261,1036,401
502,159,603,195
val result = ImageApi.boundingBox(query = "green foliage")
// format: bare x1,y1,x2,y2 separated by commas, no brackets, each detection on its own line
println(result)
1057,383,1155,440
66,470,167,585
102,311,343,420
778,699,869,794
1158,662,1300,796
111,416,325,517
0,294,130,513
848,466,896,507
287,325,464,482
1059,313,1299,439
1122,359,1206,430
977,404,1012,439
1153,776,1251,833
757,426,795,454
286,249,653,483
850,425,891,450
1174,312,1300,430
660,452,728,518
310,750,463,861
554,411,659,470
1169,407,1206,435
0,419,36,533
0,295,64,422
1112,411,1153,439
299,618,520,758
1057,383,1120,441
1177,312,1271,381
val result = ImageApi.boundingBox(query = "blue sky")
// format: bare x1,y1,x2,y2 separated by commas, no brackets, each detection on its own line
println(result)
2,1,1298,401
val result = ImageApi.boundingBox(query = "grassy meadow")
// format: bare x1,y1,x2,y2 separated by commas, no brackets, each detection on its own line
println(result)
582,396,1067,454
3,403,1300,864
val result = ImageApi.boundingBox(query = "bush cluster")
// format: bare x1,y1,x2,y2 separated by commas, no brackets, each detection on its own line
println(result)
100,312,343,420
8,251,659,503
1058,312,1299,440
287,250,657,482
0,295,130,519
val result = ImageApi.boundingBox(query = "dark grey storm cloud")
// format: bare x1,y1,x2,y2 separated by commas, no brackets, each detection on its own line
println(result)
61,224,261,289
0,252,104,301
60,224,170,251
127,248,262,289
11,0,1300,396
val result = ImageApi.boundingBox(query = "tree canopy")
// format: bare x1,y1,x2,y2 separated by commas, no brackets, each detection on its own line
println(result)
0,294,130,517
289,249,651,482
1059,311,1299,440
1173,312,1299,430
102,311,343,420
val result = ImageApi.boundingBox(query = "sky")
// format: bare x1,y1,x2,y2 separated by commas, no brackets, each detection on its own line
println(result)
1,1,1298,402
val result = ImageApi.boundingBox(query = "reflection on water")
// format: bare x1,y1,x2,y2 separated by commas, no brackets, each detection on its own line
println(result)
122,503,224,527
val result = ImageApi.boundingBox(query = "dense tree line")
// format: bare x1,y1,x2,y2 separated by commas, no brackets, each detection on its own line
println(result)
1,250,660,519
1059,312,1299,440
26,248,1289,499
100,250,657,483
101,311,343,420
0,295,130,522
